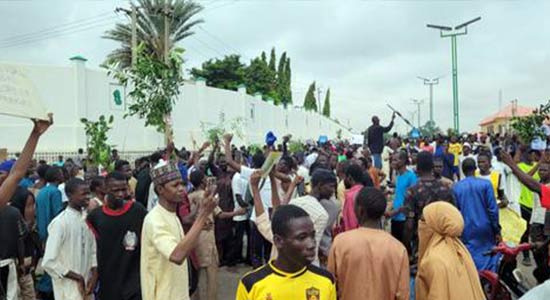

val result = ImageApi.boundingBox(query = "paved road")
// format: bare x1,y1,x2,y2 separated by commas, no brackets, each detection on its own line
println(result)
217,264,250,299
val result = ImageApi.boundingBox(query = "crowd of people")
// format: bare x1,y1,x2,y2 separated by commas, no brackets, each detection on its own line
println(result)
1,113,550,300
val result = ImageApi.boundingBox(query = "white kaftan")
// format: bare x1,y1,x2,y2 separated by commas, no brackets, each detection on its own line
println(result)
42,206,97,300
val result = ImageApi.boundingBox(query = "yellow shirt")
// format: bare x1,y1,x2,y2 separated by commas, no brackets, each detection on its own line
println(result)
448,143,462,166
140,204,189,300
518,163,539,208
236,261,336,300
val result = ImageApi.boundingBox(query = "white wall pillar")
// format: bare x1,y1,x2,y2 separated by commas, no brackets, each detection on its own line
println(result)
70,55,88,150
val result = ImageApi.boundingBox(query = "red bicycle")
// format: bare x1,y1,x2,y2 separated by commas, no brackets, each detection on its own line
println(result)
479,242,533,300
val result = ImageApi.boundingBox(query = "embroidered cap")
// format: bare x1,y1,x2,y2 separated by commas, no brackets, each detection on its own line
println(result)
150,160,182,186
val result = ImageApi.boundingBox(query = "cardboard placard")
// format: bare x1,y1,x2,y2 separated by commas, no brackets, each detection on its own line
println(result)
0,64,49,120
0,148,7,162
260,151,282,178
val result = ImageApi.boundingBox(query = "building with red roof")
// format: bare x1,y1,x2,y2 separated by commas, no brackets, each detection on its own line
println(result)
479,103,533,134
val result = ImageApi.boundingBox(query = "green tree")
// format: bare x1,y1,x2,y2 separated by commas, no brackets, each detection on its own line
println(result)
277,52,289,106
303,81,317,112
269,47,277,73
244,57,275,101
81,115,115,172
284,57,292,105
414,120,441,138
107,43,185,138
190,54,245,90
103,0,203,70
322,88,331,117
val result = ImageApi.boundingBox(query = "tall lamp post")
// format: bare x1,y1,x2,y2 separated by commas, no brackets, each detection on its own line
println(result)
427,16,481,133
417,76,441,126
411,98,425,128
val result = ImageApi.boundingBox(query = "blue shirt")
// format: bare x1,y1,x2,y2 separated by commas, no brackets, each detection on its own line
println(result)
18,177,34,189
35,184,63,242
393,170,417,221
453,176,501,271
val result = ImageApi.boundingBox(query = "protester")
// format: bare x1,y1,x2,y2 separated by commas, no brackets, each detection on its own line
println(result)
223,133,273,268
88,176,106,211
516,148,540,266
140,161,217,300
115,159,138,196
500,151,550,283
433,156,454,188
476,151,508,207
415,202,485,300
0,117,52,300
366,113,396,169
341,163,365,231
42,178,98,300
9,187,42,300
453,158,501,271
328,187,409,300
404,151,455,265
0,190,27,300
448,136,462,180
387,151,417,251
459,142,475,179
434,141,455,180
86,171,147,300
31,163,50,196
288,169,335,266
188,169,245,300
236,205,336,300
230,161,251,265
211,153,238,267
35,166,64,241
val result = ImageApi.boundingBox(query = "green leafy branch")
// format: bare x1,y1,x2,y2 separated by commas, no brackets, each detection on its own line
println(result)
81,115,115,172
200,116,245,145
511,100,550,144
106,43,185,133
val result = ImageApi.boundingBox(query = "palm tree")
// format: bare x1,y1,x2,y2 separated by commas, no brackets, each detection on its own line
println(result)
103,0,203,69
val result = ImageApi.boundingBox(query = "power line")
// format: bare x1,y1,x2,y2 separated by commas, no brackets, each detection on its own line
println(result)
0,11,113,44
202,0,240,14
197,26,243,57
189,35,226,57
0,19,118,49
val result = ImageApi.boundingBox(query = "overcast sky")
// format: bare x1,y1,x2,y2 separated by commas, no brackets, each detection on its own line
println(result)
1,0,549,134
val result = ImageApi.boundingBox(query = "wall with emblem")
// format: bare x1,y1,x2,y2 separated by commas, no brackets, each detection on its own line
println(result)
0,59,353,153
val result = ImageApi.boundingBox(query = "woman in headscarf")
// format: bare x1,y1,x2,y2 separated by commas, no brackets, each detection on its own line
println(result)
10,186,42,300
416,201,485,300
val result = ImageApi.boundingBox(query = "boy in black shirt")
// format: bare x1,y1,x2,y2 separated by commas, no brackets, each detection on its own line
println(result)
87,172,147,300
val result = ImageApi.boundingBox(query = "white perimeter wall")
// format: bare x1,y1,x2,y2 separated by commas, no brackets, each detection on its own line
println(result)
0,59,352,153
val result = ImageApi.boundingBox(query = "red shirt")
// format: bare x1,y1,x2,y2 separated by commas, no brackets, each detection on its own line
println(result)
541,184,550,209
342,184,363,231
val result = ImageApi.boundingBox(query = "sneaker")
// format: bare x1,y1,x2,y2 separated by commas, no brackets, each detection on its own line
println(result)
522,256,532,266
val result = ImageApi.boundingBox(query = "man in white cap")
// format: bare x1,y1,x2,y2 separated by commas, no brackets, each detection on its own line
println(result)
459,142,475,180
140,161,217,300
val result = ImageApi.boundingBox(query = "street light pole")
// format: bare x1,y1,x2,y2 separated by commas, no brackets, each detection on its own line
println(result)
411,98,425,128
417,76,441,125
427,17,481,133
